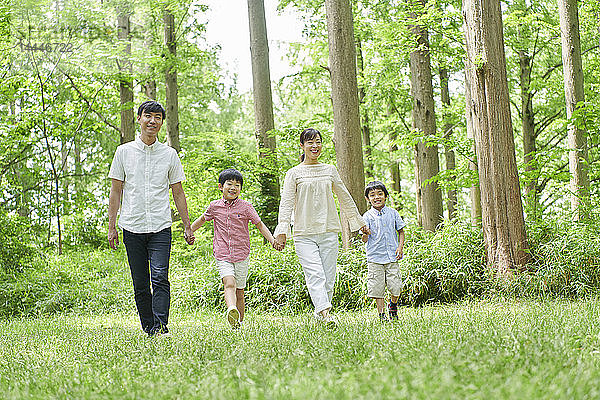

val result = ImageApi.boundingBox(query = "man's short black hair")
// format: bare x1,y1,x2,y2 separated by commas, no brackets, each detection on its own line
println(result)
219,168,243,187
138,100,166,119
365,181,389,198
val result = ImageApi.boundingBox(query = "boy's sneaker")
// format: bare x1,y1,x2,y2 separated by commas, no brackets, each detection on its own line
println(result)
379,313,389,323
388,301,398,321
227,307,241,329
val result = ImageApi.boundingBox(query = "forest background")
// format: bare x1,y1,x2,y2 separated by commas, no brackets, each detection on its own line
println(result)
2,0,600,318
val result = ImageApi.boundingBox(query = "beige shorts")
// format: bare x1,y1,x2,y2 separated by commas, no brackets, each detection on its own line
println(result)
367,261,402,298
215,258,249,289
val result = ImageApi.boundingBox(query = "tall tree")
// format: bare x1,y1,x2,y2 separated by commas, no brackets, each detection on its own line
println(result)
143,23,157,100
247,0,280,232
463,0,530,272
388,105,402,208
117,10,135,143
464,70,482,225
440,67,457,221
558,0,589,221
164,7,180,152
324,0,367,248
408,0,443,231
518,49,539,218
356,36,374,180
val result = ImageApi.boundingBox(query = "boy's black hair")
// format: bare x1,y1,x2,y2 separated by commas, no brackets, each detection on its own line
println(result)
365,181,389,198
138,100,166,119
219,168,244,187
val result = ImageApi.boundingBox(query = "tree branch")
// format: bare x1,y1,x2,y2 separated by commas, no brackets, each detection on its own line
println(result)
2,171,105,205
59,68,120,134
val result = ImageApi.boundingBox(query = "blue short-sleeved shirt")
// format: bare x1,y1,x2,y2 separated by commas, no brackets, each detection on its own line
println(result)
363,206,406,264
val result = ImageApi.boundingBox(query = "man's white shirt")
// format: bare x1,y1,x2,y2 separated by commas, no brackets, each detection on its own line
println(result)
108,136,185,234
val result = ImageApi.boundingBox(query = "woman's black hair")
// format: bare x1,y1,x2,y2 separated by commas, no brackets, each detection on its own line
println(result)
364,181,389,198
299,128,322,162
138,100,166,119
219,168,244,187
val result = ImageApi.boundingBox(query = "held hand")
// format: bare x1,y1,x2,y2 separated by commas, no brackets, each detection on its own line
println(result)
274,233,286,251
395,247,403,260
360,225,371,236
108,227,119,250
184,226,195,245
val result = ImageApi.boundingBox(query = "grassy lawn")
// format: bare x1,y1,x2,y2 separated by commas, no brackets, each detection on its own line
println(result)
2,299,600,399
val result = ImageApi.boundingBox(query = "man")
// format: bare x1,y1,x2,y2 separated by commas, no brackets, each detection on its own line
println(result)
108,100,194,337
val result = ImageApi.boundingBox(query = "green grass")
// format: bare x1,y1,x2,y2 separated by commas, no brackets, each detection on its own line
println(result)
2,299,600,399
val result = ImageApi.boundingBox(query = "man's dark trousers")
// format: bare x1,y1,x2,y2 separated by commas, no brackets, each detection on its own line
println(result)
123,227,172,334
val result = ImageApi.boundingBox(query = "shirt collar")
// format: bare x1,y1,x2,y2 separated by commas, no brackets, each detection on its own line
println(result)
221,197,239,207
135,135,160,150
370,206,387,215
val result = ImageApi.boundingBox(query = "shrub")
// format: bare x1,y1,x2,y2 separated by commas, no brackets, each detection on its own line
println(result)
0,209,39,272
5,217,600,318
0,249,132,318
398,222,487,305
62,213,107,249
171,242,317,313
500,219,600,298
335,243,370,309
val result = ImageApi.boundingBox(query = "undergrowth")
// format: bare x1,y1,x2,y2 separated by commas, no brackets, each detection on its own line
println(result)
2,218,600,317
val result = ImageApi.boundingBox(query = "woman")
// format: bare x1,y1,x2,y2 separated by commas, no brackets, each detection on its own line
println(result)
274,128,369,327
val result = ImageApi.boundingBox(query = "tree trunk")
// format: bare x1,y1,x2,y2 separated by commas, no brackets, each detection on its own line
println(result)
164,8,180,152
519,50,539,220
10,103,30,217
440,68,457,221
247,0,280,233
464,69,481,226
144,79,157,101
463,0,529,273
143,26,157,100
356,37,374,180
387,103,402,210
324,0,367,249
408,0,443,231
558,0,589,221
61,139,69,214
389,132,403,211
74,135,82,203
117,13,135,144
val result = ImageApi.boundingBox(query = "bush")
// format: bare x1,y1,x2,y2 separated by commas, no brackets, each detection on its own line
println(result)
0,209,39,272
498,219,600,298
4,217,600,318
62,213,107,249
335,243,370,309
0,249,132,318
171,242,323,313
398,222,487,305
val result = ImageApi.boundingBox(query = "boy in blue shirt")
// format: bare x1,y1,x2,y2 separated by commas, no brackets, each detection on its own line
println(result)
361,181,406,322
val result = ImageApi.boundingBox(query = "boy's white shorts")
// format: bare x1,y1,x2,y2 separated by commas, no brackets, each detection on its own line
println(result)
215,258,249,289
367,261,402,298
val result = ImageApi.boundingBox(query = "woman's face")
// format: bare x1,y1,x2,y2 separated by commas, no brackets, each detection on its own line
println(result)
300,135,322,163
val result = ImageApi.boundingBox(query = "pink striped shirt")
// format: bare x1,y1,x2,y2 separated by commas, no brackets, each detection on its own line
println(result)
203,198,262,262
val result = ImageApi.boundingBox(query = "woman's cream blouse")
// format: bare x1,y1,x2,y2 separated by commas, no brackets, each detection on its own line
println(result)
274,163,366,237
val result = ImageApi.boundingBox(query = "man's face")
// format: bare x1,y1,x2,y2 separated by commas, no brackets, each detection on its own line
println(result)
219,179,242,201
137,111,163,137
367,188,387,210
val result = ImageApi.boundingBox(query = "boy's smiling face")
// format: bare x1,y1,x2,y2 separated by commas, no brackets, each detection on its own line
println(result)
367,188,387,211
219,179,242,202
